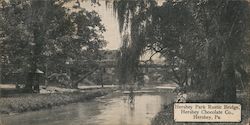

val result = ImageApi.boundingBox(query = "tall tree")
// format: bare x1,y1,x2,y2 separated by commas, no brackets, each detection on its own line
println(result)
192,0,249,102
113,0,157,86
0,0,106,90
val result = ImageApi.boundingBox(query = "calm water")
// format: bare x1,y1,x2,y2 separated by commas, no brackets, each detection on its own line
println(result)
0,93,174,125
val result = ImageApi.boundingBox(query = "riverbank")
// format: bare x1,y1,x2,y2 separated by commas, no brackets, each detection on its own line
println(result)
0,92,173,125
151,92,250,125
0,89,111,114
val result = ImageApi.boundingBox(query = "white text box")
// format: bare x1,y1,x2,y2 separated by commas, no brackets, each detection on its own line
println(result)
174,103,241,122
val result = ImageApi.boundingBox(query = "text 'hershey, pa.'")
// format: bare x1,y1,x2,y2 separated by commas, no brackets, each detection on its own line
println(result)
174,103,241,122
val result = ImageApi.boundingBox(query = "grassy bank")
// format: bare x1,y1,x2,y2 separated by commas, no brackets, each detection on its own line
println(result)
0,89,110,114
151,92,250,125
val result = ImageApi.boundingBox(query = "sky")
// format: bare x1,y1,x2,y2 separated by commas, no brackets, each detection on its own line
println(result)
66,0,166,63
67,0,122,50
3,0,122,50
67,0,166,50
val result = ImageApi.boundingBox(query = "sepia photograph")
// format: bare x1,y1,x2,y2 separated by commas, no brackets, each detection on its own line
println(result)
0,0,250,125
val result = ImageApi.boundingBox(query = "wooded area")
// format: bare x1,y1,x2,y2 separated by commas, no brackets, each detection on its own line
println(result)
114,0,250,102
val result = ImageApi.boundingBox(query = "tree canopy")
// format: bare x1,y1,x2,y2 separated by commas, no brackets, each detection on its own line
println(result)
0,0,106,89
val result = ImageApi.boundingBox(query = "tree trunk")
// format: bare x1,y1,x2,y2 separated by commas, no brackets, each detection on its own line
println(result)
222,52,236,102
212,51,236,102
25,72,34,92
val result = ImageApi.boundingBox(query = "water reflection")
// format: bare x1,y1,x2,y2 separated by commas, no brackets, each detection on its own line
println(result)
1,93,174,125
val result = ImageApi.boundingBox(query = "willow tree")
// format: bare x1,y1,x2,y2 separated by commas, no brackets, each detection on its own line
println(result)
113,0,157,86
113,0,203,87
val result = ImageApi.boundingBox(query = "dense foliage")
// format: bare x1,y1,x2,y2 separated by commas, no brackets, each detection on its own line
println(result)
0,0,106,88
114,0,250,102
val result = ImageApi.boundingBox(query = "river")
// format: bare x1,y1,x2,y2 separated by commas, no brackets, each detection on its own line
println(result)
0,92,175,125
